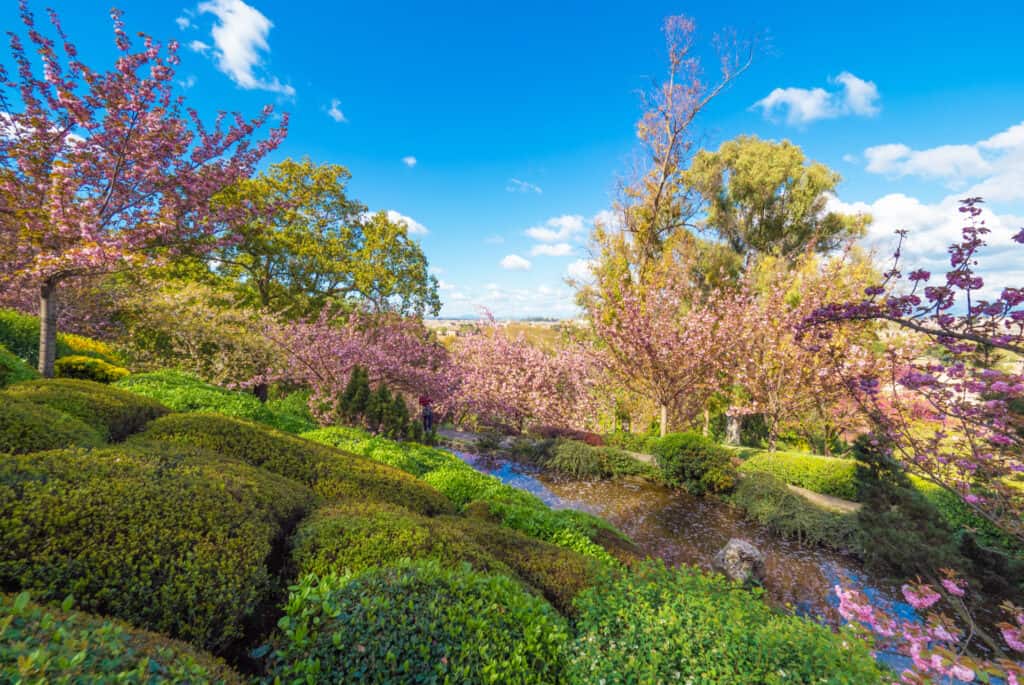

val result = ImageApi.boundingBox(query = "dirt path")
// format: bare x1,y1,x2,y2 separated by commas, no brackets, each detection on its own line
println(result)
436,428,861,514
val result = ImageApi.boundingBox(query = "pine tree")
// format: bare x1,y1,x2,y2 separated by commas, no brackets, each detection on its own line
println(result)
366,383,391,433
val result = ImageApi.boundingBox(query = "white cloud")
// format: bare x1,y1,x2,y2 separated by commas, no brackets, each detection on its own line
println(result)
196,0,295,96
506,178,543,194
384,210,429,235
402,156,417,168
531,242,573,257
524,214,585,242
861,120,1024,200
176,16,192,30
178,75,197,89
188,39,211,54
754,71,880,125
567,259,595,281
500,254,532,271
326,98,347,123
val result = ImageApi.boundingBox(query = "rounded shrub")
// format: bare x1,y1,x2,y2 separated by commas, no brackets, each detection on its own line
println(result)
544,439,657,480
263,560,569,684
57,332,123,365
652,431,737,494
738,450,859,500
2,378,168,441
1,592,243,684
137,412,455,515
567,560,884,685
302,426,457,476
116,369,281,424
0,396,105,454
54,355,130,384
0,442,315,652
0,343,38,388
420,465,531,509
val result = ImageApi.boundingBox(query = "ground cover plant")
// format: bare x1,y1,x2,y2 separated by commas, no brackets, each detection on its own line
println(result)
737,449,859,500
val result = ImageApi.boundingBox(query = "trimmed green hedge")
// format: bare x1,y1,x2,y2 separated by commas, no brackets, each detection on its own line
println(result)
0,343,38,388
739,450,859,500
137,412,454,516
54,355,130,384
0,308,122,367
263,560,569,684
1,592,243,684
652,432,737,494
0,396,105,454
2,379,168,441
567,560,884,684
0,443,315,652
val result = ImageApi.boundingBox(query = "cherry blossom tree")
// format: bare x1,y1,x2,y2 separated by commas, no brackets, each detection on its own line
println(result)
806,198,1024,544
0,2,286,375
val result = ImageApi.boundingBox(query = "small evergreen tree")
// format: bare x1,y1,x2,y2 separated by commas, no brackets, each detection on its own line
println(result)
366,384,392,433
384,394,410,438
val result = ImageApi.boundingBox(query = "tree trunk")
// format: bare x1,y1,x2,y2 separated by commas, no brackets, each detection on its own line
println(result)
725,414,741,445
702,408,710,437
659,404,668,438
38,279,58,378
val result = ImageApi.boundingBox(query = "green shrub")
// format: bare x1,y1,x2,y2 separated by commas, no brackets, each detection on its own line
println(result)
2,378,168,441
0,308,121,367
303,426,457,476
0,396,105,454
137,412,455,516
54,354,130,384
909,475,1020,555
0,343,38,388
1,592,242,684
731,472,862,551
263,560,569,684
545,439,658,480
58,332,123,365
603,430,655,454
652,432,737,494
0,443,315,652
265,389,317,433
567,560,884,684
738,450,859,500
421,465,536,509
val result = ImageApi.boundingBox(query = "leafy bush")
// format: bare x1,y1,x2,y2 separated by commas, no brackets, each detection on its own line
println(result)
0,396,105,454
545,439,658,480
603,429,655,454
265,389,317,433
0,443,314,652
303,426,456,476
138,412,455,515
1,592,242,684
567,560,884,684
421,465,534,509
909,475,1020,555
0,343,38,388
58,332,123,365
652,432,737,494
54,355,130,384
0,308,121,367
738,450,859,500
731,472,861,551
263,560,569,684
2,378,168,441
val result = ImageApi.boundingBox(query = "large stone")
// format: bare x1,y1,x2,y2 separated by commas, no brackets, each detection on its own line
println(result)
713,538,765,585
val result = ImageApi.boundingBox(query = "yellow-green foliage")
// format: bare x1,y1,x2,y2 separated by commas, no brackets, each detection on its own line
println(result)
58,332,123,365
1,592,243,684
0,396,105,454
138,412,454,516
738,450,860,500
0,443,315,652
54,355,130,384
0,308,122,367
2,379,168,441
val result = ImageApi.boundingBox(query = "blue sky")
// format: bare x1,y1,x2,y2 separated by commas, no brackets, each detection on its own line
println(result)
6,0,1024,317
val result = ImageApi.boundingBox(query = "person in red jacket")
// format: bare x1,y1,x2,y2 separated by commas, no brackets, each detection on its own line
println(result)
418,395,434,433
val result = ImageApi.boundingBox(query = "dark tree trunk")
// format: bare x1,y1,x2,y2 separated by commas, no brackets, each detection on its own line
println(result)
38,279,58,378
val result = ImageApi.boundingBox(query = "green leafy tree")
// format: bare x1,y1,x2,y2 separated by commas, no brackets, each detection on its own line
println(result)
684,136,869,261
213,158,440,318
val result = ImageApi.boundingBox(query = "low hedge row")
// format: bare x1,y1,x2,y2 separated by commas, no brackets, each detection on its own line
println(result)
0,442,315,652
54,354,130,383
262,560,570,684
138,413,454,516
2,378,168,441
1,592,243,684
567,560,884,684
738,450,860,500
0,395,105,454
116,370,315,434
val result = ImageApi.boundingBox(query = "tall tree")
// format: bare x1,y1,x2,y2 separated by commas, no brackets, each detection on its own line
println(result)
0,3,285,376
212,158,440,318
684,135,869,261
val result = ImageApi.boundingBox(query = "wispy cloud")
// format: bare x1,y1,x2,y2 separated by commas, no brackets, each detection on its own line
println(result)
506,178,543,194
326,98,347,123
176,15,193,30
500,254,532,271
531,242,573,257
484,234,505,245
195,0,295,96
524,215,585,242
754,71,880,125
402,156,418,168
188,39,211,54
566,258,595,281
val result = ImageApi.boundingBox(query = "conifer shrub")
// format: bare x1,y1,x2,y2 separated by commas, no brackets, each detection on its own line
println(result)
2,378,168,441
54,354,130,384
0,396,105,454
652,431,737,494
263,560,569,684
0,443,314,652
1,592,243,684
138,412,455,515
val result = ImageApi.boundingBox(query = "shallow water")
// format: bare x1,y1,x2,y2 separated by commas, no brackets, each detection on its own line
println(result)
455,449,916,625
